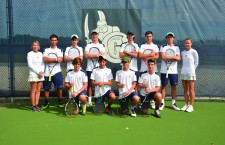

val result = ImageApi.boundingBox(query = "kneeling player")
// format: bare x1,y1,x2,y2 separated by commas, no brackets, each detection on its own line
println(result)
91,55,116,115
138,59,162,118
115,56,139,117
64,58,87,115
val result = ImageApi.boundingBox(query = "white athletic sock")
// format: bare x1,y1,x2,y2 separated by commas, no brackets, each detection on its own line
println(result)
172,99,176,104
162,99,164,104
88,97,92,102
82,104,86,109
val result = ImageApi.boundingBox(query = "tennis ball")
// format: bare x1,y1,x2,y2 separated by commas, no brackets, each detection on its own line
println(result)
125,127,129,130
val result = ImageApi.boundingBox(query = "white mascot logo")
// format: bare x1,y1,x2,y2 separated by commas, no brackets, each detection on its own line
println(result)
84,11,127,63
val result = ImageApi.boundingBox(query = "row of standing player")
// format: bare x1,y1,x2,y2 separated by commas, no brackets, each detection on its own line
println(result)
27,30,199,116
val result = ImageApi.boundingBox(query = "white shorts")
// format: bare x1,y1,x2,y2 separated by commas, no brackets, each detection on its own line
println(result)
28,76,44,82
180,74,196,81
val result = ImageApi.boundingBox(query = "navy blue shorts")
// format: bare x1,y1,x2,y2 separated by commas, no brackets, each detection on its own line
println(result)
140,92,156,109
119,91,138,109
74,90,87,104
161,73,178,86
94,89,114,103
43,72,63,90
86,71,92,86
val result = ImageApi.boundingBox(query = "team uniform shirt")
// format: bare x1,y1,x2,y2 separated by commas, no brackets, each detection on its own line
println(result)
85,43,105,71
160,44,180,74
120,42,140,71
65,69,88,92
91,67,113,97
27,51,44,78
181,48,199,76
64,46,83,71
43,47,63,76
139,43,159,73
115,69,137,99
138,72,161,96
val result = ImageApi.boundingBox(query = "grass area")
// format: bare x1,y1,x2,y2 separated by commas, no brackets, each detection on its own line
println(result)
0,101,225,145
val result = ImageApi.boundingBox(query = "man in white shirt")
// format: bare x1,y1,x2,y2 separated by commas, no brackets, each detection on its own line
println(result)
91,55,116,115
159,32,181,111
64,58,88,115
42,34,63,109
138,59,162,118
115,56,139,117
84,30,105,106
119,31,140,92
64,34,83,72
138,31,159,75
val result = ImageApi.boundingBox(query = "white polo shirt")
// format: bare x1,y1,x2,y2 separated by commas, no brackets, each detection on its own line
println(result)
138,72,161,96
85,43,105,71
115,69,137,99
91,67,113,97
43,47,63,76
139,43,159,72
160,44,180,74
120,42,139,71
64,46,83,71
65,69,87,92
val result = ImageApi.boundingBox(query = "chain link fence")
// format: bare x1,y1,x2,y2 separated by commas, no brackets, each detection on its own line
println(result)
0,0,225,101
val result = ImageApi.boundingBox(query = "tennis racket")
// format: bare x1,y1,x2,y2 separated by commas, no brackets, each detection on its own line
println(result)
65,85,79,117
89,47,100,68
124,44,136,62
117,97,129,117
143,49,152,66
165,48,175,78
68,47,80,59
93,86,105,115
47,53,58,81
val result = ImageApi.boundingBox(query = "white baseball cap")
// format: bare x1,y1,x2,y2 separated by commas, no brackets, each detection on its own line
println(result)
71,34,79,39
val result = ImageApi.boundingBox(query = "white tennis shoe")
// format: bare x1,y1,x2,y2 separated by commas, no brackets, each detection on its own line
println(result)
186,105,194,113
181,104,188,111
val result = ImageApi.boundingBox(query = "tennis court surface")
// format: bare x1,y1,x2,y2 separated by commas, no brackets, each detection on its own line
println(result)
0,101,224,145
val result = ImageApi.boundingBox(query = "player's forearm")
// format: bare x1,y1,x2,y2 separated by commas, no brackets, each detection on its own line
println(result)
43,57,58,63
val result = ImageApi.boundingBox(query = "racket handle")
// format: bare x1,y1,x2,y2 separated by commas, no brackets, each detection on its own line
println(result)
166,71,169,78
48,74,52,81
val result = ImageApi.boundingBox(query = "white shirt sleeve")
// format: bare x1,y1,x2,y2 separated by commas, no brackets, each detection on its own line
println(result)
193,49,199,69
27,52,38,74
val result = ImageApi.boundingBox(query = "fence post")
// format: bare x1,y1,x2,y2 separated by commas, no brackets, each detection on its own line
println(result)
7,0,15,98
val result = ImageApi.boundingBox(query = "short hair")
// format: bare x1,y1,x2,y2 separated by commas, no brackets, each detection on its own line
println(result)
49,34,58,40
184,38,192,43
145,31,153,36
72,57,83,66
147,59,156,64
31,40,40,50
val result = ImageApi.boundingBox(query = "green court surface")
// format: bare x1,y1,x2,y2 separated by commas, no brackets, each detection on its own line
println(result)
0,101,224,145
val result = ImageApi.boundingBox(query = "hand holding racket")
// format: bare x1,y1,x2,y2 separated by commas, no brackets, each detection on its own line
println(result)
47,53,58,81
89,47,100,68
65,78,78,117
165,48,175,78
68,47,80,60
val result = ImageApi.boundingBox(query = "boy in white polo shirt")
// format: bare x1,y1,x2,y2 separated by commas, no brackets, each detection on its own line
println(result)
64,58,88,115
159,32,181,111
138,59,162,118
115,56,139,117
42,34,64,109
91,55,116,115
64,34,83,72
